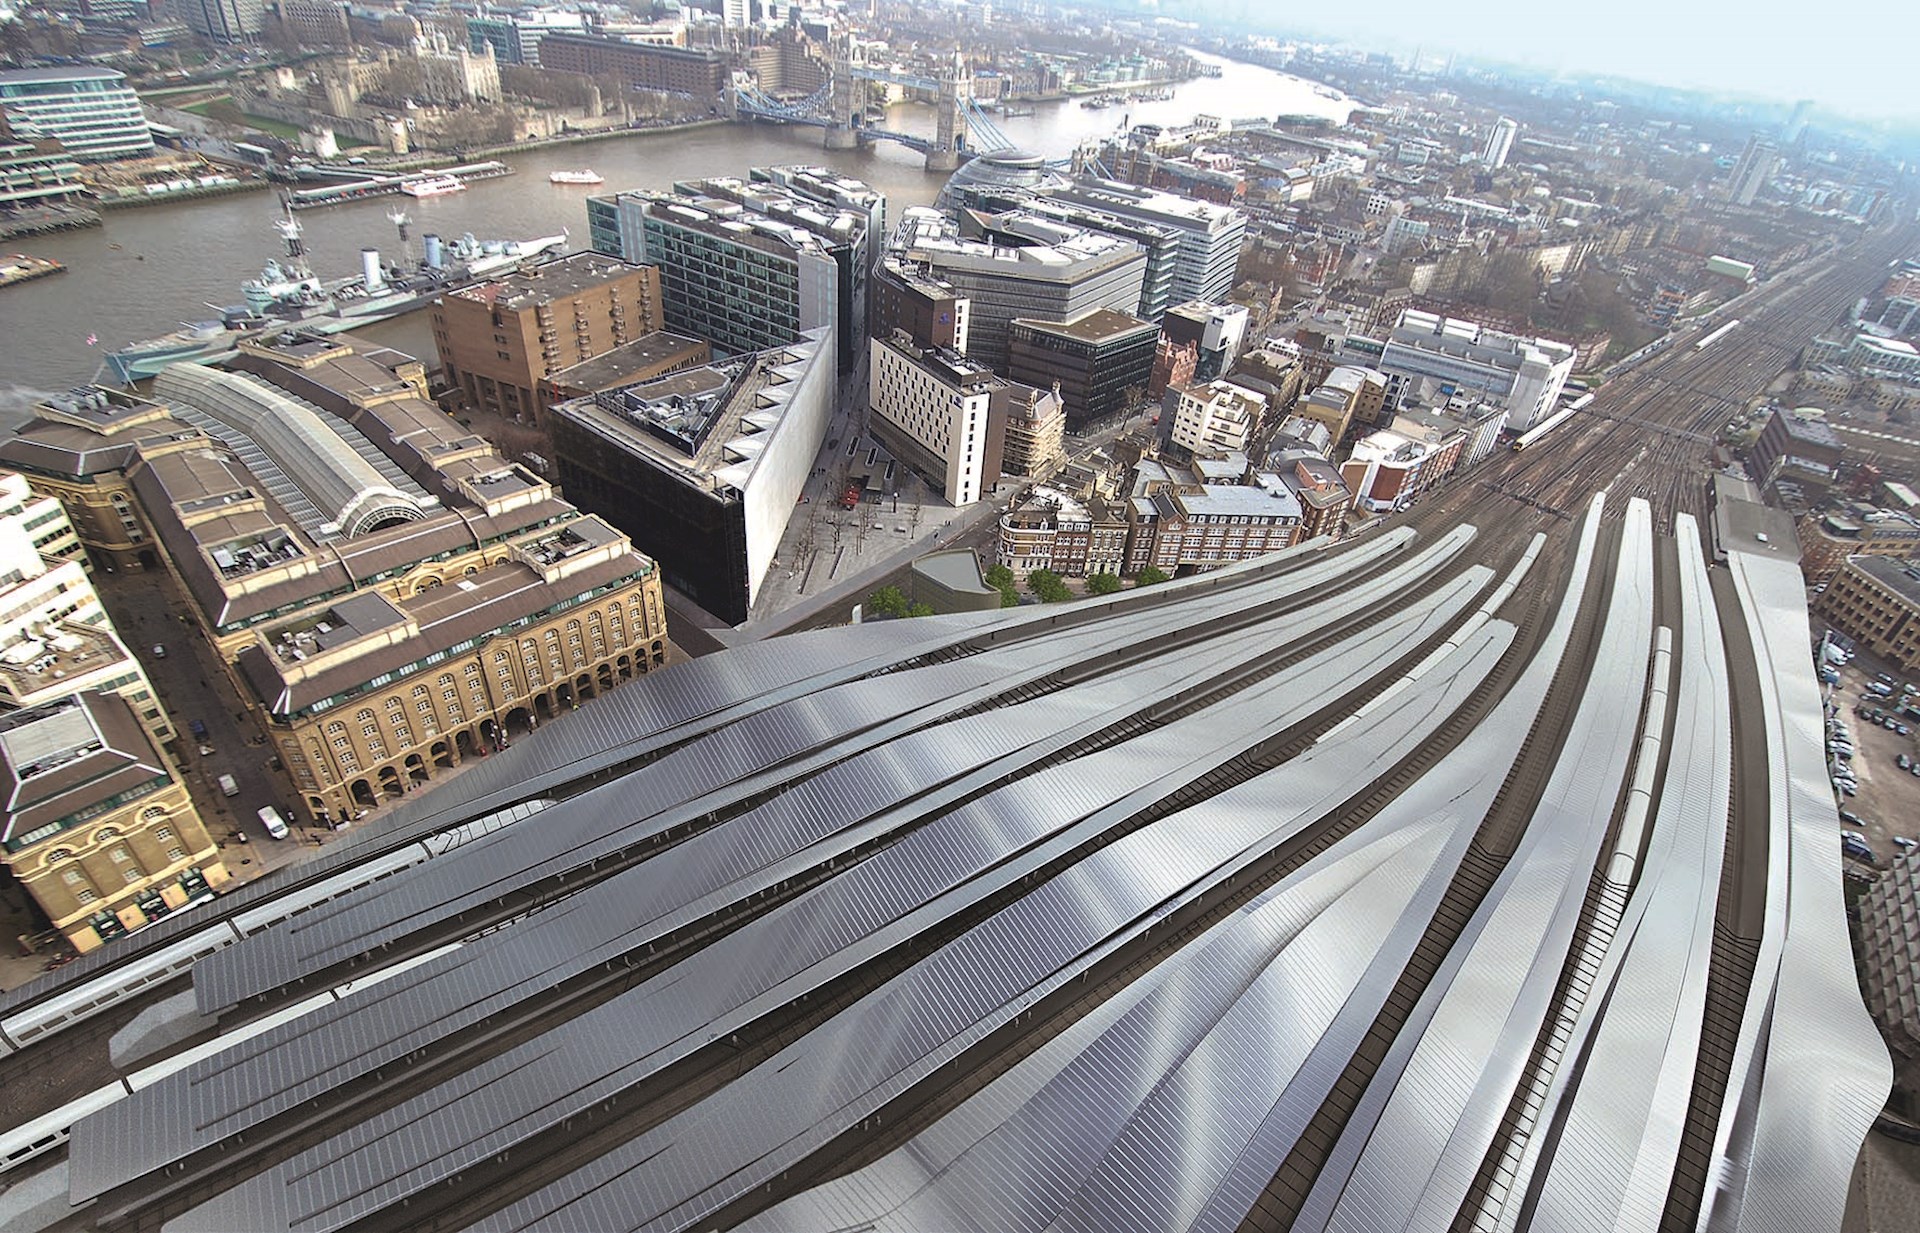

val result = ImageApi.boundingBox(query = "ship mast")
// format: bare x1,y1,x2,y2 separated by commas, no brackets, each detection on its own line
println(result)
387,208,412,266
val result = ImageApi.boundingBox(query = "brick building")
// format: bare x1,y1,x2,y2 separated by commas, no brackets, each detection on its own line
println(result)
1816,556,1920,673
431,252,662,425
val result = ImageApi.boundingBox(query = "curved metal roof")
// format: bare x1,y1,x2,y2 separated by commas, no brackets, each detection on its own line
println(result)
45,496,1882,1233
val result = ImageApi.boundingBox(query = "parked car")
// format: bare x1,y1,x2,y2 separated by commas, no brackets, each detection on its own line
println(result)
1840,809,1865,825
257,806,289,840
188,718,209,741
1900,754,1911,770
151,643,166,658
217,773,239,797
1844,834,1876,862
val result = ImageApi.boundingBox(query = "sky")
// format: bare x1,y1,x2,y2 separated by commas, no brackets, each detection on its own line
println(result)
1244,0,1920,121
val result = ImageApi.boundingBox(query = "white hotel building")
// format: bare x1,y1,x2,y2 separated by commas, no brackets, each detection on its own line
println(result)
869,333,1002,507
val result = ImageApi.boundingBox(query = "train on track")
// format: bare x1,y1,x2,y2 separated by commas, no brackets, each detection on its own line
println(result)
0,797,549,1061
1512,392,1594,452
1694,318,1742,351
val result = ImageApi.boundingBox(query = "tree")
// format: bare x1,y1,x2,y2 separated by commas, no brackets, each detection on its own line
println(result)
907,602,936,618
867,585,909,618
1028,570,1072,603
984,563,1015,589
1086,572,1122,596
999,589,1021,608
1133,566,1171,587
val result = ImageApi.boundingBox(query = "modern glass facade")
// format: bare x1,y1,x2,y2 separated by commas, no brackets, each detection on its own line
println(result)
0,68,153,162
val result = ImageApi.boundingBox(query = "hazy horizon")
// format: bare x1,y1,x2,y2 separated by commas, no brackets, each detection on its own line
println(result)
1222,0,1917,123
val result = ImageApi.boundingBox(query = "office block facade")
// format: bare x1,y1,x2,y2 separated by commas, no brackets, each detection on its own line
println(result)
549,330,835,624
1006,307,1158,430
590,189,846,373
1041,177,1245,306
869,334,1006,507
888,206,1146,373
0,67,152,161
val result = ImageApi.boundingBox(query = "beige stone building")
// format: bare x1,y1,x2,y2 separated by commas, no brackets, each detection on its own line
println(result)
1,692,225,952
4,334,669,823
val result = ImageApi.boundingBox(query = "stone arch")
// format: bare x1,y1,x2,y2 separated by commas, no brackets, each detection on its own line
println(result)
404,753,429,783
454,729,476,758
351,779,377,807
431,740,454,769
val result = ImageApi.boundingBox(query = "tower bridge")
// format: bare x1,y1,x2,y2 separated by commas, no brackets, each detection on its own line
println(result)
729,44,1014,172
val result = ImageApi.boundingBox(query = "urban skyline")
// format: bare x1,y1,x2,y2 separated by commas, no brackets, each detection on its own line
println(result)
2,1,1920,1229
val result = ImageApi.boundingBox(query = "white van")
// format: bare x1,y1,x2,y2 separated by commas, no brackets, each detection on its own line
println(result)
217,773,240,797
257,806,290,840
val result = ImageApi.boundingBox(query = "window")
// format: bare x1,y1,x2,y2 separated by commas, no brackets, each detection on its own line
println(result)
75,888,97,905
167,846,187,862
123,868,143,884
153,825,173,842
111,847,132,863
62,869,83,885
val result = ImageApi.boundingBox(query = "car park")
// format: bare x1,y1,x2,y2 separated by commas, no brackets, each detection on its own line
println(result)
1841,809,1864,825
1901,754,1911,771
1844,835,1877,862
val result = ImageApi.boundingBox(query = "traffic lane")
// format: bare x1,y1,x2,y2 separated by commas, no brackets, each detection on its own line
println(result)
92,567,314,870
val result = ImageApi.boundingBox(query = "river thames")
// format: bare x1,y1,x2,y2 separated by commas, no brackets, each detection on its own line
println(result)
0,50,1348,405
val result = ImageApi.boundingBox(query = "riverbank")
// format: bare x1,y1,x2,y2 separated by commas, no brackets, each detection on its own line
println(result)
339,117,732,176
0,207,101,242
95,179,272,210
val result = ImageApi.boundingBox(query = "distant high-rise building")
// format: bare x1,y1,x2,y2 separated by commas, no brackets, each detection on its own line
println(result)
0,67,153,161
179,0,264,40
1481,116,1518,170
720,0,751,29
1781,99,1813,144
1727,135,1778,207
887,207,1147,374
589,181,869,375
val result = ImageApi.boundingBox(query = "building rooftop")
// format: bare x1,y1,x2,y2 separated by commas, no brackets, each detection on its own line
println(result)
1779,409,1843,449
1051,176,1244,232
447,251,650,312
891,207,1143,281
0,66,128,85
552,329,831,499
1175,482,1303,520
547,332,708,394
1011,307,1155,345
0,692,163,848
1852,554,1920,602
0,622,135,701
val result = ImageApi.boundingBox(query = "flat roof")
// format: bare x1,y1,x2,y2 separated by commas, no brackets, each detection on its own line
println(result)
1013,307,1155,345
1852,554,1920,603
549,332,708,393
449,252,651,312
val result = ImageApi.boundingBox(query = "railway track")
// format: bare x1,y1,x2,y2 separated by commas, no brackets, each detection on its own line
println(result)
5,220,1915,1233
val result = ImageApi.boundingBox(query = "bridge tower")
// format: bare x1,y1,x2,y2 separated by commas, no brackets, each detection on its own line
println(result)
926,52,971,172
824,32,862,151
